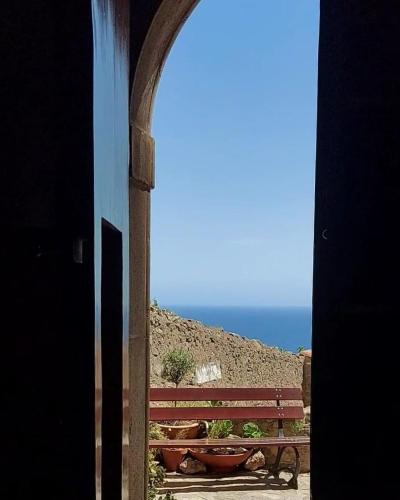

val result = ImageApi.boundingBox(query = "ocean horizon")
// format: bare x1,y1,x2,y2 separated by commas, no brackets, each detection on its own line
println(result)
164,305,312,353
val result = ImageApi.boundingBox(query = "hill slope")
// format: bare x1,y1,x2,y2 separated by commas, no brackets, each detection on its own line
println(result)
150,305,303,388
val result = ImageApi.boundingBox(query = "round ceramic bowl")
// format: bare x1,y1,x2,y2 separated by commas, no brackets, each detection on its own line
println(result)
189,448,253,473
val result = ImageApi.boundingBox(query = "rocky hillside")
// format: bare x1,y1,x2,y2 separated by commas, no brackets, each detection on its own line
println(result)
150,305,304,389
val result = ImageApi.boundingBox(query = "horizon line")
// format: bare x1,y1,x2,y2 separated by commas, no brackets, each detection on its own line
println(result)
160,304,312,309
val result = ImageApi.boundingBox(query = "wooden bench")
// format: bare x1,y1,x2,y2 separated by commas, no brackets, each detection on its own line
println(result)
149,387,310,489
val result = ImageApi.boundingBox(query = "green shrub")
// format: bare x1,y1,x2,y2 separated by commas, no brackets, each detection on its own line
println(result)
161,349,195,389
289,420,306,435
208,420,233,439
149,423,166,440
148,451,165,500
148,452,177,499
242,422,266,439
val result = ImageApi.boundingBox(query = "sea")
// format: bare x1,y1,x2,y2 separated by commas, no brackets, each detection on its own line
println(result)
164,306,312,353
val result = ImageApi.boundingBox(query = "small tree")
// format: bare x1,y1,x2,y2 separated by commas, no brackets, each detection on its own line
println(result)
162,349,195,406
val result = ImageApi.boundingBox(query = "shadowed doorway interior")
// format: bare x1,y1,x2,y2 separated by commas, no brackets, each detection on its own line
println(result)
101,219,123,499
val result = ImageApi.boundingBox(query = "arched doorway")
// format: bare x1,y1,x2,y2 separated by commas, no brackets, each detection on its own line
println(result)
129,1,315,497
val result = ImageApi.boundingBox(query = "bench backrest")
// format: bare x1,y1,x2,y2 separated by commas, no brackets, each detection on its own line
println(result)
149,387,304,421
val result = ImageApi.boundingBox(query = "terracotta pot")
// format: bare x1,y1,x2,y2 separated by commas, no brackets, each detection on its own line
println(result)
161,448,188,472
159,422,200,439
189,448,253,473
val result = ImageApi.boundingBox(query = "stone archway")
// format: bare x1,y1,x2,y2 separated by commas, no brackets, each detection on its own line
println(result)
127,1,400,498
128,1,199,499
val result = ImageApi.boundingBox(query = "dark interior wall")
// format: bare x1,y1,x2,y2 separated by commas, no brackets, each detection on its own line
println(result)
92,0,130,496
0,1,93,233
1,1,95,498
313,1,400,498
0,0,138,497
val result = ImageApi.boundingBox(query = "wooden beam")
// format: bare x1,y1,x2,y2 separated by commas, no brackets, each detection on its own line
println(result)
149,436,310,448
149,405,304,421
150,387,302,401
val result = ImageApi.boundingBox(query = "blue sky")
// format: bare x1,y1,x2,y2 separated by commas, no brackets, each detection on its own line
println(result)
151,0,320,307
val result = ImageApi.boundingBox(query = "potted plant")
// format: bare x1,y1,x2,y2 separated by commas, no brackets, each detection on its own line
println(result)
161,447,189,473
159,349,199,440
161,348,195,396
150,421,188,473
158,349,197,471
189,420,252,473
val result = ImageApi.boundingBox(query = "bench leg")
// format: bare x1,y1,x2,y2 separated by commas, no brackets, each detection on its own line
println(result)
267,446,300,490
270,446,285,479
286,447,300,490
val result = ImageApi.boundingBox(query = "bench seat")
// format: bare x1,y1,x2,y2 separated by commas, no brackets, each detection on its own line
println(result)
149,436,310,448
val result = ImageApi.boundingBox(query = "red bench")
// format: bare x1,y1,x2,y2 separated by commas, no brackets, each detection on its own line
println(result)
149,387,310,489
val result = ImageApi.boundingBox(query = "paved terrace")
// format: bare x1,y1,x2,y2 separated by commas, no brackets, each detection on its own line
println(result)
158,471,310,500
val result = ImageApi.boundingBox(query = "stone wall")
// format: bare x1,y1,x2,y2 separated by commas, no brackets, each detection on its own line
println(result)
300,350,312,407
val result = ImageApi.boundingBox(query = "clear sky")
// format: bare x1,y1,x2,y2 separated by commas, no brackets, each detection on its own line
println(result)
151,0,320,307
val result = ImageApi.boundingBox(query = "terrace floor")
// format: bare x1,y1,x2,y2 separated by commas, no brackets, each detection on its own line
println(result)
158,471,310,499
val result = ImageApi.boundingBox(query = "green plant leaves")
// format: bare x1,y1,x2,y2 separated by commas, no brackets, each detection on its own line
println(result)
242,422,266,438
148,451,166,499
289,419,305,435
208,419,233,439
161,349,195,388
